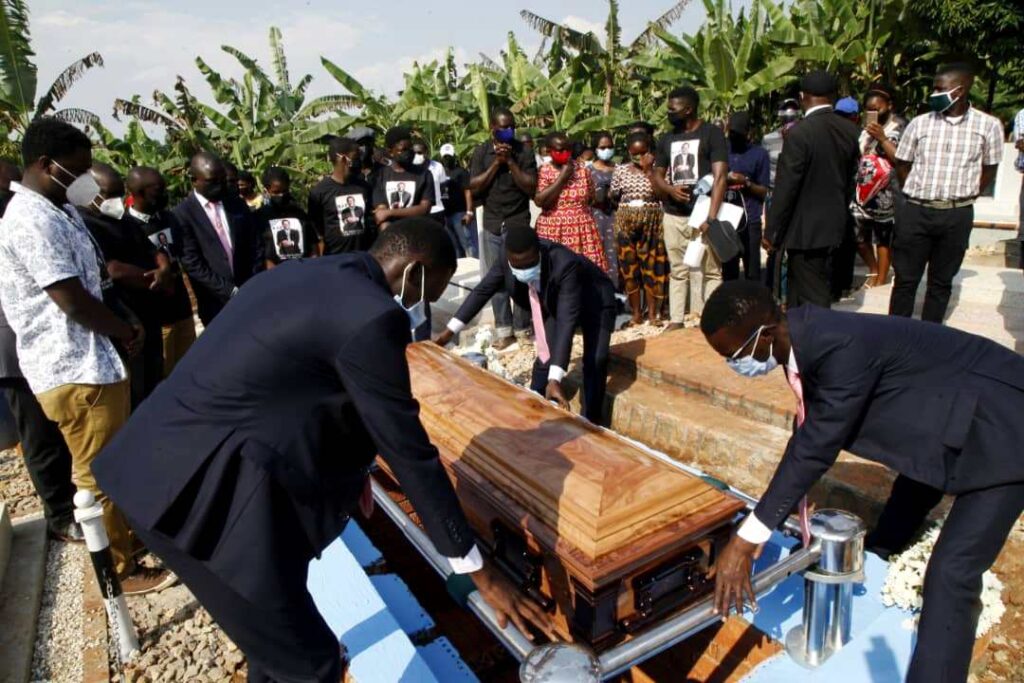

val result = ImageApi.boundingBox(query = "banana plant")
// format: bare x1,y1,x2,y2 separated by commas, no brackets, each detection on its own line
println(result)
0,0,104,132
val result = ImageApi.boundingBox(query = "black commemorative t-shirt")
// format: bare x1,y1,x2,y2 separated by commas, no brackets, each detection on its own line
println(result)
442,166,470,215
655,121,729,216
372,166,434,214
260,201,318,263
308,176,376,255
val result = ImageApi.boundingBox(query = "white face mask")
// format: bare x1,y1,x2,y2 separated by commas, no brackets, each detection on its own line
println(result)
412,154,426,166
596,148,615,162
726,325,780,378
97,196,126,220
393,262,428,336
541,155,552,165
51,161,101,207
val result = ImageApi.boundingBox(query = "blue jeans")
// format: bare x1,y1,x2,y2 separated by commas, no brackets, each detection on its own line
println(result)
481,228,530,338
447,213,478,259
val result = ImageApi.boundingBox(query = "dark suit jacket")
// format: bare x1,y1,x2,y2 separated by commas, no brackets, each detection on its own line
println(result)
454,240,616,370
765,107,859,251
755,306,1024,530
93,253,474,599
390,191,412,208
173,193,266,324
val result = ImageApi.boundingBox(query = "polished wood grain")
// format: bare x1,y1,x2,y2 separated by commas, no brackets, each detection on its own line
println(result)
405,343,744,588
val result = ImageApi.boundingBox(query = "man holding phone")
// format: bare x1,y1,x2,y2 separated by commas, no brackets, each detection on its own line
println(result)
468,108,538,350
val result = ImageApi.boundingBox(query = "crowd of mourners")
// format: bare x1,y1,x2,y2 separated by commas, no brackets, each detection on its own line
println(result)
0,60,1021,597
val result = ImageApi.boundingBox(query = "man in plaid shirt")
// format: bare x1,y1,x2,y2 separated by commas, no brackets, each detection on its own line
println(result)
889,63,1004,323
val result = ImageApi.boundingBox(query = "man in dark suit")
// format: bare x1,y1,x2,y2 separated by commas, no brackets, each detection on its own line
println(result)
339,195,364,229
92,219,547,682
672,142,697,183
765,71,860,309
435,224,617,424
389,181,412,209
275,219,301,256
700,280,1024,683
173,152,266,325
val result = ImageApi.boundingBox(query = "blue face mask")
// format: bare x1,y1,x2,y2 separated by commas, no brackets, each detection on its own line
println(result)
393,263,428,335
510,261,541,285
726,325,779,378
494,126,516,144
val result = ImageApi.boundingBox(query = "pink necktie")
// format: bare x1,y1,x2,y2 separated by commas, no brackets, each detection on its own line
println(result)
529,285,551,364
786,368,813,547
208,202,233,262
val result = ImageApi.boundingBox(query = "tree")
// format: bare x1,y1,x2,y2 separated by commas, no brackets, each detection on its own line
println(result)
0,0,104,133
520,1,690,116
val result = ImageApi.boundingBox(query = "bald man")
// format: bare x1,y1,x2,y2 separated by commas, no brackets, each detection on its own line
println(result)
126,167,196,376
172,152,266,325
79,163,174,406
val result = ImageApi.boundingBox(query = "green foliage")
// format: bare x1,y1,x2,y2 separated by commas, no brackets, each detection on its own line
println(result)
1,0,1016,199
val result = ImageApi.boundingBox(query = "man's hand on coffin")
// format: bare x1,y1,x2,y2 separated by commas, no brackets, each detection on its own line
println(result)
710,534,763,619
545,381,570,410
471,564,556,640
433,329,455,347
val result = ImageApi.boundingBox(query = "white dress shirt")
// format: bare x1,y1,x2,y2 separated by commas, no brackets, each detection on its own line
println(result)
804,104,833,117
737,348,800,545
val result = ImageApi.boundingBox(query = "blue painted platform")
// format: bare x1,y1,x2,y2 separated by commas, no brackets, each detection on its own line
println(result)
307,523,479,683
742,532,914,682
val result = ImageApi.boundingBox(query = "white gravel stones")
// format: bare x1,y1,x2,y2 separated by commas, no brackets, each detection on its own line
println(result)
1,445,43,518
31,540,86,683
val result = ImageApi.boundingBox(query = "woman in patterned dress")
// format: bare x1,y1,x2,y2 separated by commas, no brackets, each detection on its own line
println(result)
534,132,608,272
590,131,619,287
610,132,668,325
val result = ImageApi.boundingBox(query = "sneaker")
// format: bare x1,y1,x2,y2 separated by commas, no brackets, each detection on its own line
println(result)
491,336,517,351
48,522,85,544
121,567,178,596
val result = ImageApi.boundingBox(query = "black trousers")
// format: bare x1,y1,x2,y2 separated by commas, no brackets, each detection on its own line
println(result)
865,474,946,560
722,221,763,282
785,247,832,309
530,304,616,425
0,378,75,530
830,223,857,300
134,522,343,683
890,202,972,323
907,481,1024,682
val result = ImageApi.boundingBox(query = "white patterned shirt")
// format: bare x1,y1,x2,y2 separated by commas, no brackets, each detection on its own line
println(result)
0,183,126,394
896,106,1004,201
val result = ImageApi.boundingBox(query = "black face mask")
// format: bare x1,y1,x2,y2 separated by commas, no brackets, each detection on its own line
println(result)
395,149,416,168
202,182,226,202
358,144,374,167
728,132,748,150
268,193,290,208
667,111,689,129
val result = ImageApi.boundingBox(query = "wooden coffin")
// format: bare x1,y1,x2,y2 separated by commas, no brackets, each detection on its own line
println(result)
377,343,745,650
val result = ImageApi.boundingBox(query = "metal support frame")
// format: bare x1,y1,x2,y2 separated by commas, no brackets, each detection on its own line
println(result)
370,479,823,678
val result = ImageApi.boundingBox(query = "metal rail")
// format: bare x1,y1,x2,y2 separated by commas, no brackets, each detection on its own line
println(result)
598,541,822,679
370,478,820,675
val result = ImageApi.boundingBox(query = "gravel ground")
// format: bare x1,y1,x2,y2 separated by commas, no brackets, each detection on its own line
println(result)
1,445,43,518
31,540,86,683
120,582,245,683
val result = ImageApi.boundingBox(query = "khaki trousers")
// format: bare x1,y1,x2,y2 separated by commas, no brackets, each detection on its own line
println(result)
663,213,722,322
36,381,134,576
161,317,197,377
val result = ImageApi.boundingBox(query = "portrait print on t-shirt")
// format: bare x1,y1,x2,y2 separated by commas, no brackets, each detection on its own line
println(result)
336,194,366,236
671,140,701,185
271,217,303,259
386,181,413,209
148,228,175,260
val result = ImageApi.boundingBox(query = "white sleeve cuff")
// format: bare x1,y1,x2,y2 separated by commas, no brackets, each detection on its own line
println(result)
548,365,566,383
447,544,484,574
737,512,773,545
231,286,240,297
446,318,466,334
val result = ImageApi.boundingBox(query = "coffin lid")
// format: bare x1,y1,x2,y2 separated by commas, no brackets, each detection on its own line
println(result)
407,344,744,578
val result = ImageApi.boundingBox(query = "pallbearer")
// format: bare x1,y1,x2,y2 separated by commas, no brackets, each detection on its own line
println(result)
92,218,547,682
700,281,1024,683
435,224,616,424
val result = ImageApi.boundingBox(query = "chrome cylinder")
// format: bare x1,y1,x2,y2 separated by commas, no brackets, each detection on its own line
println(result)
785,509,866,669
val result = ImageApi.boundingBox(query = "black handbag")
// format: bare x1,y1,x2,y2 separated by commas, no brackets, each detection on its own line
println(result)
705,218,743,264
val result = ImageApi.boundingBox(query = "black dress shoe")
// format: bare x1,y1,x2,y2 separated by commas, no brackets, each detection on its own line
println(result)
49,522,85,544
